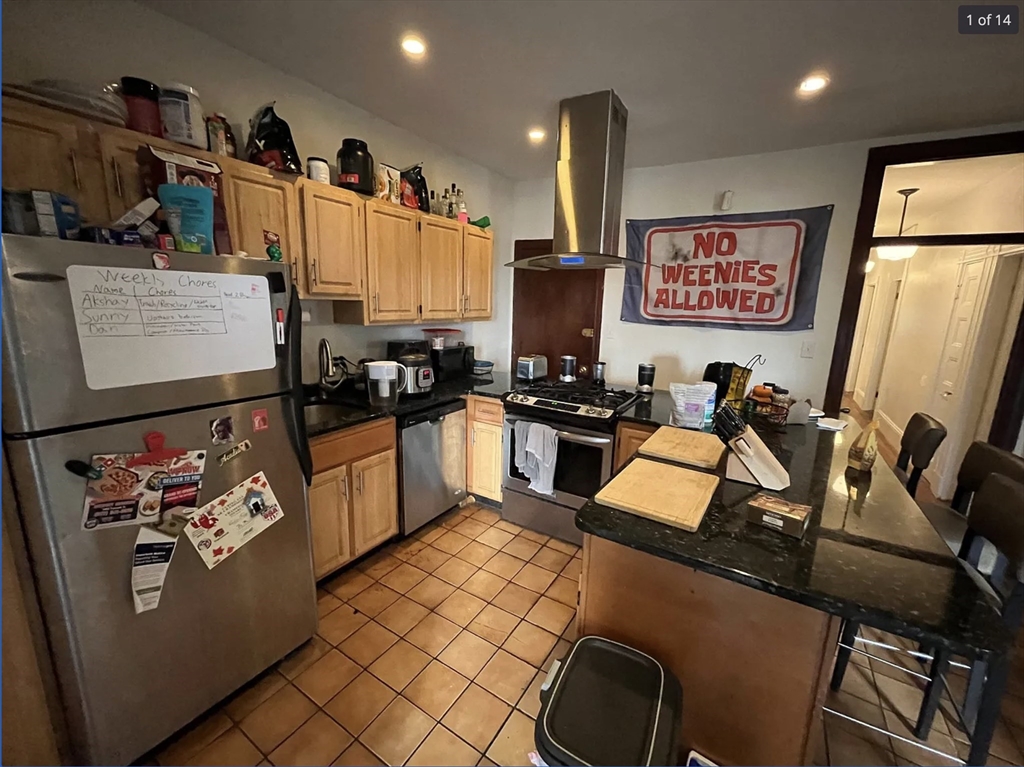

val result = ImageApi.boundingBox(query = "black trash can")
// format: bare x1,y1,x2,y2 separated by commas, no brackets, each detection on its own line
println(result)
535,636,683,766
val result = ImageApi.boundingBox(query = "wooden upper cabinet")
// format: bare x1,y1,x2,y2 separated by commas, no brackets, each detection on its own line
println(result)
308,465,353,579
301,182,364,298
1,101,107,224
420,216,464,320
365,200,419,322
350,448,399,553
463,226,494,319
222,163,303,290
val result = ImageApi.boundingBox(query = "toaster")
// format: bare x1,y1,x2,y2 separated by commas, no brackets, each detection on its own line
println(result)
516,354,548,380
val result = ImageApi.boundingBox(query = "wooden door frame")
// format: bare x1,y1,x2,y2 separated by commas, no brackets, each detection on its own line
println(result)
823,130,1024,417
510,238,605,372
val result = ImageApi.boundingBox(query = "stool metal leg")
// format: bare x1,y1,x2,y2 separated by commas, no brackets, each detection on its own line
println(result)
967,652,1009,766
914,647,950,739
830,620,859,691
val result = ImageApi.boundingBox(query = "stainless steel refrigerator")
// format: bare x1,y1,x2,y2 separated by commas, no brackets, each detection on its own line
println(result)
2,235,316,765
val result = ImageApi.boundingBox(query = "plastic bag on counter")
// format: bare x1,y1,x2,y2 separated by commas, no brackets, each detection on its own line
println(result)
245,103,302,174
401,163,430,212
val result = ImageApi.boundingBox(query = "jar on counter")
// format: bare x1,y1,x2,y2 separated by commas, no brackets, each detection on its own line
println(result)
121,77,162,137
306,157,331,184
772,387,791,406
159,83,206,149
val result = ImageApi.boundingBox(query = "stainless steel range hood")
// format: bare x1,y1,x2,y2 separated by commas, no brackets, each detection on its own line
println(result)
507,90,627,270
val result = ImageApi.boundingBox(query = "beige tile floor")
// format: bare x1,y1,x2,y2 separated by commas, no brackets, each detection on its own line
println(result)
147,504,578,767
146,503,1024,767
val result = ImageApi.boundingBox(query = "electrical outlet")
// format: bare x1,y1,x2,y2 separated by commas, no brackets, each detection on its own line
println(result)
800,340,815,359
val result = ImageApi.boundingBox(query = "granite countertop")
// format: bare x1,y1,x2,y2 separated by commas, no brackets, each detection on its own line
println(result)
576,421,1013,659
304,372,515,437
618,390,677,428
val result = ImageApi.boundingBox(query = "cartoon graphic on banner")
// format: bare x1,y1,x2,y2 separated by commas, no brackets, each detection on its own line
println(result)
80,449,207,530
621,206,833,330
185,472,284,569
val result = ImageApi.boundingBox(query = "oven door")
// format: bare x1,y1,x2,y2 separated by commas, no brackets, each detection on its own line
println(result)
502,415,613,508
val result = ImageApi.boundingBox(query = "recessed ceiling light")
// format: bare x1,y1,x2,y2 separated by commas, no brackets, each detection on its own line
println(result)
798,73,829,95
401,35,426,58
528,128,546,143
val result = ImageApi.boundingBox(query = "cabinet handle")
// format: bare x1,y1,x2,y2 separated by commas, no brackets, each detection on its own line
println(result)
373,293,379,315
463,294,470,312
471,428,476,445
356,471,363,494
341,475,349,500
310,259,318,285
112,158,123,199
69,149,81,190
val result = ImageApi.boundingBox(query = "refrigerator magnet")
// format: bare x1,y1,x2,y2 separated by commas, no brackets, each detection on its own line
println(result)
210,416,235,445
218,440,252,467
151,252,171,270
251,409,269,432
131,527,176,614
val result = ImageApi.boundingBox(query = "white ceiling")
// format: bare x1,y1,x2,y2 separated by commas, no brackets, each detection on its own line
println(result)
874,153,1024,235
141,0,1024,181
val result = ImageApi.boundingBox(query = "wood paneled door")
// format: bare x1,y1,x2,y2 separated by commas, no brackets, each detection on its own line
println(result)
463,226,494,319
308,465,353,578
420,216,464,320
351,448,399,553
365,200,420,322
468,421,503,501
301,182,364,298
511,239,605,376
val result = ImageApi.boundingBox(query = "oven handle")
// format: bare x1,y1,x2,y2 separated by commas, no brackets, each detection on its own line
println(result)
555,431,611,445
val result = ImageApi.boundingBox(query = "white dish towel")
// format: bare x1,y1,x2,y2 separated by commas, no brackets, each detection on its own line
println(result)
513,420,532,474
525,422,559,496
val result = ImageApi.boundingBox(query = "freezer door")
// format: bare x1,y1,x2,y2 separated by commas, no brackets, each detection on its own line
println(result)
2,235,293,435
401,409,467,534
4,395,315,765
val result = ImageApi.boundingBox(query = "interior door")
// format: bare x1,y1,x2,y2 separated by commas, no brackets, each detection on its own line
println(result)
351,448,398,553
463,226,493,319
854,273,902,412
511,239,605,377
365,201,419,322
420,217,463,320
301,182,363,298
4,395,315,764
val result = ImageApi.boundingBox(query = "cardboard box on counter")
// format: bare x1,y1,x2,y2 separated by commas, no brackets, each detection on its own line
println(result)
745,493,811,538
2,190,81,239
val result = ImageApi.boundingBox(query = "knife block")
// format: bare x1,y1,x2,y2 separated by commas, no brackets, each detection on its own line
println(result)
725,426,790,491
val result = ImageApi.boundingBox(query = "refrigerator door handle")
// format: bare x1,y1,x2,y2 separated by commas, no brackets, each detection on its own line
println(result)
285,284,313,486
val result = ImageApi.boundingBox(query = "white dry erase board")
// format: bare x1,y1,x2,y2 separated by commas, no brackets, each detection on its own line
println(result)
68,265,276,390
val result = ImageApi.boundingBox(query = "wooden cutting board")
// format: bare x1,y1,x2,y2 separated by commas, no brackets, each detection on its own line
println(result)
637,426,726,469
595,458,719,532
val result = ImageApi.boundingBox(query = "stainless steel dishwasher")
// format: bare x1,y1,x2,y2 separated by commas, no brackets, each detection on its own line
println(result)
398,399,467,534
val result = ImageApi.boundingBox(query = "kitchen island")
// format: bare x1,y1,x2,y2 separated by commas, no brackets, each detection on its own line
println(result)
575,421,1013,766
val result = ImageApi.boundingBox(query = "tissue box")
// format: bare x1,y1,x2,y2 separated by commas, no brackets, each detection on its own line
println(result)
746,493,811,538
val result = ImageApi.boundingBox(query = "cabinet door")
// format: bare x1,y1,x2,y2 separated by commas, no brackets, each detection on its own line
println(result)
469,421,503,501
351,448,399,554
301,182,364,298
613,423,657,473
365,201,419,323
420,216,464,320
97,130,181,222
463,226,494,319
308,465,353,579
223,164,304,290
1,106,84,209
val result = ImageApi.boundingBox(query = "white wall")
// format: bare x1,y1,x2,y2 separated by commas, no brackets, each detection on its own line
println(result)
509,127,1021,403
2,0,515,382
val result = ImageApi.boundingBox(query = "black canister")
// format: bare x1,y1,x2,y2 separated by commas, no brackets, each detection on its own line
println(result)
336,138,374,195
637,362,655,393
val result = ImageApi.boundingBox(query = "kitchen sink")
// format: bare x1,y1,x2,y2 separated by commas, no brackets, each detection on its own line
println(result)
303,401,367,431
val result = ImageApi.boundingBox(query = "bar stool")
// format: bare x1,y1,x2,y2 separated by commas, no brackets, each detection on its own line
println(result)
893,412,947,499
831,474,1024,742
919,441,1024,554
915,473,1024,738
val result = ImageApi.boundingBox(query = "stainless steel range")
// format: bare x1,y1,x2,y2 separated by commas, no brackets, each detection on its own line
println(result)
500,382,641,543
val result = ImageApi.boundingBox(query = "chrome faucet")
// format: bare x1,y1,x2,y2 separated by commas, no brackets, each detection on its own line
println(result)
318,338,344,391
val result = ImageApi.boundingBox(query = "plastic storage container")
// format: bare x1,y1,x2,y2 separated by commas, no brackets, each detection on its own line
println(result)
536,636,683,766
159,83,205,149
336,138,374,195
120,77,162,137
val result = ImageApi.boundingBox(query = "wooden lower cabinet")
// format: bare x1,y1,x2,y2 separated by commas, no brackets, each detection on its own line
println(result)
308,465,353,579
613,421,658,472
467,395,504,503
307,419,398,580
351,449,399,553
